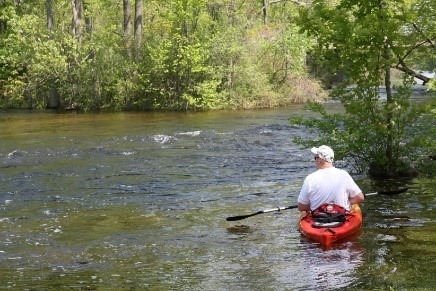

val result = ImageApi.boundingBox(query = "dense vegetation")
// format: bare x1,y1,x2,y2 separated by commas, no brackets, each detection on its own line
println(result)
290,0,435,178
0,0,325,111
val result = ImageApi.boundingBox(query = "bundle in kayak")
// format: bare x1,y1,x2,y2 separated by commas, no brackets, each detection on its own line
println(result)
299,204,363,246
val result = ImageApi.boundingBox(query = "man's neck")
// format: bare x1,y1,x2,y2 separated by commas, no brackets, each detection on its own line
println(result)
318,162,333,170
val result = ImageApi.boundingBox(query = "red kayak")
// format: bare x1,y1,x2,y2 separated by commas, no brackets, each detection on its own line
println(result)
299,204,363,246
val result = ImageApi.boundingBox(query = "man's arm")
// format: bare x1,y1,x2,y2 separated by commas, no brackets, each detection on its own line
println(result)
349,192,365,205
298,202,310,212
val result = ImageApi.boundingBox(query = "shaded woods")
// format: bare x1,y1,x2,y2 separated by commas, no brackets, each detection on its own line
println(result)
0,0,323,111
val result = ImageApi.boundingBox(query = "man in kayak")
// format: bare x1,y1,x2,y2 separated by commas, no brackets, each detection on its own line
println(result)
297,145,365,212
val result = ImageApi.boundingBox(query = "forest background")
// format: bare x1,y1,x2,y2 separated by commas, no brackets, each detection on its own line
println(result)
0,0,315,111
1,0,432,112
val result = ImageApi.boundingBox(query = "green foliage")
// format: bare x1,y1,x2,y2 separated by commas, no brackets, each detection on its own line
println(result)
293,0,435,178
428,79,436,92
136,0,219,110
141,35,219,110
1,0,318,111
412,94,436,177
290,80,434,177
0,5,65,108
0,0,431,113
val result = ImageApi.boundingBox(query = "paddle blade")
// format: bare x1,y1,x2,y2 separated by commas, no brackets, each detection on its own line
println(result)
378,188,408,195
226,215,249,221
226,211,262,221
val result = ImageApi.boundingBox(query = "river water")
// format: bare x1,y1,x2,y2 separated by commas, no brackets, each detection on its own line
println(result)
0,107,435,290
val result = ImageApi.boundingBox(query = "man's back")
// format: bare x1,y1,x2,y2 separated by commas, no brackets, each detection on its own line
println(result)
297,145,364,212
300,167,360,210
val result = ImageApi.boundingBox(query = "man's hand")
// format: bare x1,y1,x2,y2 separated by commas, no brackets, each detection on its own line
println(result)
298,202,310,212
350,192,365,204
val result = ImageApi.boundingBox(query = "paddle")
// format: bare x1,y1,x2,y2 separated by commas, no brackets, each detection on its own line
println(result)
365,188,408,196
226,205,299,221
225,188,408,221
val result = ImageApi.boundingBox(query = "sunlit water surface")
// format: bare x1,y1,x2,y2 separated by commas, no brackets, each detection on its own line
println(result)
0,107,435,290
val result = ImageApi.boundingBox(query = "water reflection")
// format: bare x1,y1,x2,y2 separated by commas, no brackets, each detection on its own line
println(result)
296,239,364,290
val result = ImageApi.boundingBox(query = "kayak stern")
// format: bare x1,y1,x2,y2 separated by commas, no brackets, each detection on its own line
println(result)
299,204,363,246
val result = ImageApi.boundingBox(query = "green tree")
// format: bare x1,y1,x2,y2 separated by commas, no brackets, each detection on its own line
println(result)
291,0,435,178
0,0,344,111
0,1,67,108
138,0,221,110
207,0,320,109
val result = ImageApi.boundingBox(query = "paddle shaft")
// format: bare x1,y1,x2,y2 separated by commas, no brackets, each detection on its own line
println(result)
365,188,408,196
225,188,407,221
226,205,298,221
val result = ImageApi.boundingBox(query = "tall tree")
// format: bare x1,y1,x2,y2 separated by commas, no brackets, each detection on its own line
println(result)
261,0,268,24
123,0,132,57
46,0,60,108
46,0,54,32
292,0,436,178
123,0,132,38
0,0,6,34
134,0,142,53
72,0,83,40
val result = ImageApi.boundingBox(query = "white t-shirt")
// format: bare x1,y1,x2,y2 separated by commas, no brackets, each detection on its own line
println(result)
298,167,362,211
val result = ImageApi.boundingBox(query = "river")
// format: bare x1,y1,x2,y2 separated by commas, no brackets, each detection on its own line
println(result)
0,107,435,290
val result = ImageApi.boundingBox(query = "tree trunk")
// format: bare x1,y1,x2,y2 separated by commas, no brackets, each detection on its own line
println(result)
123,0,132,37
378,0,393,175
123,0,132,56
84,3,93,34
261,0,267,25
46,0,54,32
46,0,60,109
395,60,431,85
72,0,83,40
0,0,7,33
134,0,143,54
227,0,236,98
384,45,395,177
384,59,393,157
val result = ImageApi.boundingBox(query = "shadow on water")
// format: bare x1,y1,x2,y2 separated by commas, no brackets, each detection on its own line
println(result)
0,108,435,290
